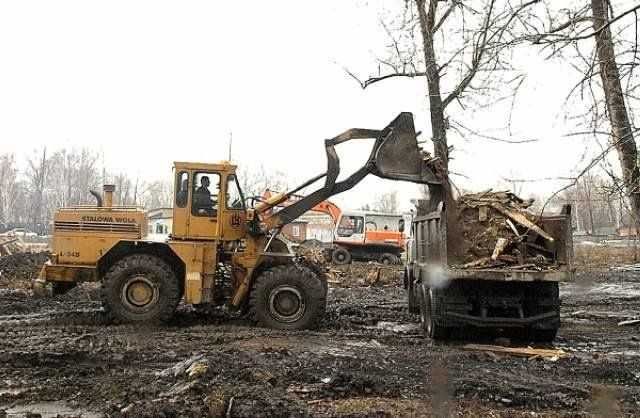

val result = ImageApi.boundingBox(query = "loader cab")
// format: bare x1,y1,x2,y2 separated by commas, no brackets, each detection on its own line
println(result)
171,161,246,241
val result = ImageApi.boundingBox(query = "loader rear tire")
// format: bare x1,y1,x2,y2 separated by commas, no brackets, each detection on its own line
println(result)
250,264,326,330
331,247,352,265
101,254,180,324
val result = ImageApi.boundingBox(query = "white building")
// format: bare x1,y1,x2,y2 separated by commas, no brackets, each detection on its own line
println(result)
147,208,173,241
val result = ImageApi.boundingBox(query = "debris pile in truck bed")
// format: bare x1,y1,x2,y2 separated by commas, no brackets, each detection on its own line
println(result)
454,190,558,270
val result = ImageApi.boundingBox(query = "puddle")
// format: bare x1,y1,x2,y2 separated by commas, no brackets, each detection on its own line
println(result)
4,401,101,418
561,282,640,298
0,387,27,396
608,350,640,358
368,321,421,334
345,339,385,349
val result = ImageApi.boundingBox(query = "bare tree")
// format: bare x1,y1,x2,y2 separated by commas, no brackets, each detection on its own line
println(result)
237,164,289,199
139,179,173,209
47,148,101,210
525,1,640,224
0,154,18,226
25,147,50,234
113,172,140,205
591,0,640,226
348,0,541,180
373,191,399,213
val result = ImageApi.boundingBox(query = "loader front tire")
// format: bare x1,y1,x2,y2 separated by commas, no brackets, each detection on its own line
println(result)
250,265,326,330
101,254,180,324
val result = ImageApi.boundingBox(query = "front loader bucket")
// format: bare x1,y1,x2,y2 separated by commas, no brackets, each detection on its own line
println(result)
370,112,441,185
262,112,442,227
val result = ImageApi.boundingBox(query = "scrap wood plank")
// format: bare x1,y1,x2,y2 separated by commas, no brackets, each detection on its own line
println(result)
463,343,568,359
618,319,640,326
0,237,18,246
491,238,509,260
490,203,554,242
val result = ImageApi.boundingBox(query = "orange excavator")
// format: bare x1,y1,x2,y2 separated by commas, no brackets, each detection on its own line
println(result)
262,190,406,265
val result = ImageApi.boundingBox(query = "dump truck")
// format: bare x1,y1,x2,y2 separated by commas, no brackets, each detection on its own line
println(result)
36,112,442,329
404,193,573,341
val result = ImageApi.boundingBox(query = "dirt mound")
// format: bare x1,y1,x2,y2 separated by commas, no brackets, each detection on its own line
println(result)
0,252,50,288
296,245,402,288
330,262,402,287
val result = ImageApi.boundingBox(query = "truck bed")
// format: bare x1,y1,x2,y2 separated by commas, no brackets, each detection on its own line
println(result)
409,203,573,283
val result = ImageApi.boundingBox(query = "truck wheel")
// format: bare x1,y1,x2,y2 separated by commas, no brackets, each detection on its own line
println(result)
101,254,181,323
250,265,326,330
379,253,398,265
406,269,419,314
419,285,449,339
331,247,352,265
528,282,560,342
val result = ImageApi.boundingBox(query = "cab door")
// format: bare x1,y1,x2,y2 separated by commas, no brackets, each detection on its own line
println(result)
187,171,221,239
172,170,190,239
219,174,246,241
334,214,365,245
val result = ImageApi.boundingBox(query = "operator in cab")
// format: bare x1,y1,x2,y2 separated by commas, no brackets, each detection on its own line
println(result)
193,175,216,216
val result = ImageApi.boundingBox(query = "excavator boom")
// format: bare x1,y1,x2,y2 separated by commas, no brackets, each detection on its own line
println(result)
260,189,342,223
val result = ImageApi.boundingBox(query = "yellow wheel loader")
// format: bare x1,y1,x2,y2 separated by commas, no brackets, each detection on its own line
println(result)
35,113,442,329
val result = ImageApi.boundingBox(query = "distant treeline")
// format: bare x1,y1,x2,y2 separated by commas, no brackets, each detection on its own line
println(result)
0,148,172,235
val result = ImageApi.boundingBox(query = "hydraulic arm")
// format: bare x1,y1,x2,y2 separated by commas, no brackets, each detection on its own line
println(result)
254,112,442,232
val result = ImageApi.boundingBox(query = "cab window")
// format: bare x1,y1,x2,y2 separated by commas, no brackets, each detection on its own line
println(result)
192,172,220,217
226,175,244,209
175,171,189,208
337,215,364,237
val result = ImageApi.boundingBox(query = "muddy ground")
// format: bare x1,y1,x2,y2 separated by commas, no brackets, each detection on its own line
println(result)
0,263,639,417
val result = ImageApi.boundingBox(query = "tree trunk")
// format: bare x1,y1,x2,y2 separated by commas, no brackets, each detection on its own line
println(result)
416,0,449,173
416,0,462,260
592,0,640,225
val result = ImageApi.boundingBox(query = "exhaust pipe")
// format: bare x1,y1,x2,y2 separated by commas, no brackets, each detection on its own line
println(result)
103,184,115,208
89,190,103,207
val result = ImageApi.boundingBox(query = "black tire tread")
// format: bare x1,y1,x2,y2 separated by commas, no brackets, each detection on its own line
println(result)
101,254,180,324
249,264,327,330
429,287,451,339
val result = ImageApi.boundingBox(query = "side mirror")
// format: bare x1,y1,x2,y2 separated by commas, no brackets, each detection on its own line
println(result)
398,219,405,233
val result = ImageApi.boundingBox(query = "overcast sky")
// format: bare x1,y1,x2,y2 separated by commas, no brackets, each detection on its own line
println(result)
0,1,617,211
